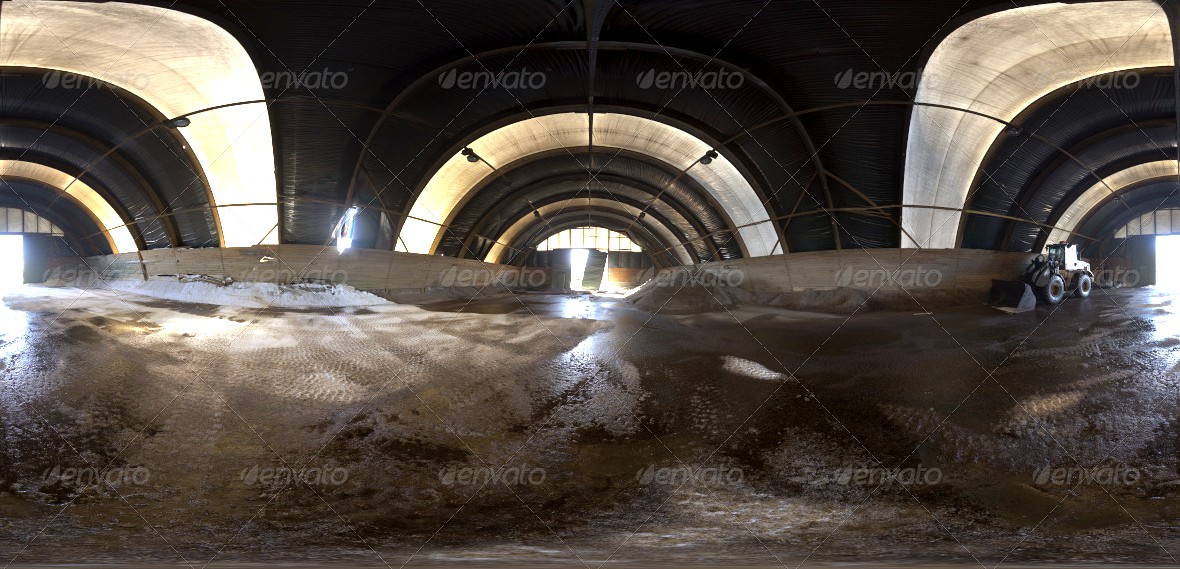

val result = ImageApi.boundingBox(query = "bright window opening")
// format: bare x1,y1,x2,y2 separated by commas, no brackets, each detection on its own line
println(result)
0,235,24,291
537,227,641,252
1116,209,1180,238
1158,235,1180,292
334,206,359,253
0,208,64,236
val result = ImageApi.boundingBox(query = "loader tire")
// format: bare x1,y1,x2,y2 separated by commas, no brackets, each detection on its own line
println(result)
1038,274,1066,305
1075,273,1092,298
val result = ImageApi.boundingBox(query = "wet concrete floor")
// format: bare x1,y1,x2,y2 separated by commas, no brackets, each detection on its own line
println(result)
0,284,1178,565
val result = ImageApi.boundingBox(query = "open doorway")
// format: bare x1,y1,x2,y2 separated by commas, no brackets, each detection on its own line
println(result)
569,248,590,290
0,234,24,291
1158,235,1180,292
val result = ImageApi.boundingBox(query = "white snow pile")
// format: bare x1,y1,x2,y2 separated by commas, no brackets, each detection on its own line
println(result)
721,356,788,382
104,278,390,308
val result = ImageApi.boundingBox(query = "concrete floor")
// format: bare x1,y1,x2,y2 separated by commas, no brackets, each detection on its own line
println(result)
0,284,1178,565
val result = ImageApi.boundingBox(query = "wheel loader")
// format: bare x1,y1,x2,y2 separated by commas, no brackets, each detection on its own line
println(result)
989,243,1094,313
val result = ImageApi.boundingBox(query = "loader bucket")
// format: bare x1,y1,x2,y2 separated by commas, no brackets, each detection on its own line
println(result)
989,279,1037,313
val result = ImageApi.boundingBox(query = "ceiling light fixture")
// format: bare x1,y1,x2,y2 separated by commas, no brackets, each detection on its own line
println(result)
461,147,481,163
167,116,191,128
699,150,719,165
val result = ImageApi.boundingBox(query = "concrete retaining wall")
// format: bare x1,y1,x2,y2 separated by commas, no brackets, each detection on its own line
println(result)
630,249,1038,312
49,246,1036,306
672,248,1035,293
47,245,547,298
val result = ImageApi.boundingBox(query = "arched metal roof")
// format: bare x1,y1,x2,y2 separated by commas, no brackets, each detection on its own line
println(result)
485,197,694,266
0,176,111,255
6,0,1180,259
0,69,213,251
963,71,1178,252
903,0,1173,249
436,151,732,262
397,112,778,258
0,0,277,247
0,160,136,253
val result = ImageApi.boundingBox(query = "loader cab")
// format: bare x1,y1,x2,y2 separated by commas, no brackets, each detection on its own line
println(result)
1046,243,1090,272
1046,244,1065,264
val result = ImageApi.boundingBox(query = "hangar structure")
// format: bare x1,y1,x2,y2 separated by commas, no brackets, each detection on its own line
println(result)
6,1,1180,564
0,0,1176,275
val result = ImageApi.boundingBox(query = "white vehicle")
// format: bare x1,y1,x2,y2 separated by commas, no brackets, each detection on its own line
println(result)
990,243,1094,311
1031,243,1094,304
